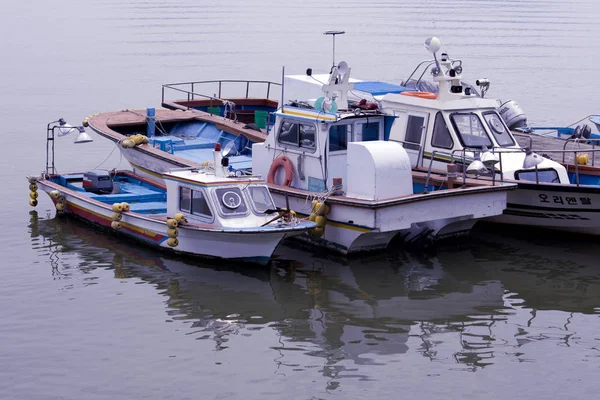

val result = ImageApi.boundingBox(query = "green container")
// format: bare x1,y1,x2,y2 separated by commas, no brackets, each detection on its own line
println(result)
254,110,268,129
208,106,221,116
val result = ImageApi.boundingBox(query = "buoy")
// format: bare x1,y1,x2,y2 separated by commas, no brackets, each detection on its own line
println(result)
56,202,65,212
141,136,149,144
166,219,178,229
112,203,124,213
29,199,38,207
49,190,60,199
308,201,330,237
167,237,179,247
121,139,135,148
310,227,325,237
577,153,589,165
82,117,89,127
111,212,122,221
29,183,38,192
315,215,326,228
111,221,122,230
173,212,187,223
121,202,130,212
132,135,145,145
167,228,178,238
315,203,330,216
29,191,38,200
267,156,294,186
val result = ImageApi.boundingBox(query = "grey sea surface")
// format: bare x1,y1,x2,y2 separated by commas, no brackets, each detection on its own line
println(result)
2,0,600,399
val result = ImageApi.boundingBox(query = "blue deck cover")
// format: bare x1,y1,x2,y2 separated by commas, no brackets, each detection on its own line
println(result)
353,81,408,96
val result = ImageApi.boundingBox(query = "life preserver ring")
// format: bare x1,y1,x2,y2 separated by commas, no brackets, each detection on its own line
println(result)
401,91,437,99
267,156,294,186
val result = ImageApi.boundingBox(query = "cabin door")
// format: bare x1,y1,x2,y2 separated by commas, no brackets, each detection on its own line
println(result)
401,112,429,167
326,124,351,190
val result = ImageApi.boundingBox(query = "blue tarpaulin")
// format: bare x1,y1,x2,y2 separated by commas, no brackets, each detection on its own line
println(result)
353,81,408,96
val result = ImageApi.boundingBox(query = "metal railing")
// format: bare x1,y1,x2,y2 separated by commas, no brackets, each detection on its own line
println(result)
562,137,600,166
161,79,282,110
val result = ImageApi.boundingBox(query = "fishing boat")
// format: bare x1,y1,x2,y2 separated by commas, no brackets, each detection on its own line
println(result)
329,37,600,235
28,121,316,265
86,81,279,182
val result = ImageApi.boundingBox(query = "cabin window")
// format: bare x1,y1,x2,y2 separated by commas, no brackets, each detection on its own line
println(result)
247,186,275,214
179,187,192,213
431,112,454,149
362,121,380,141
278,120,316,151
483,111,515,146
515,169,560,183
214,187,248,216
451,113,493,148
405,115,425,150
191,189,213,218
329,125,349,152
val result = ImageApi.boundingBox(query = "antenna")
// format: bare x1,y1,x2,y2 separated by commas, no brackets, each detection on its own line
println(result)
324,30,345,70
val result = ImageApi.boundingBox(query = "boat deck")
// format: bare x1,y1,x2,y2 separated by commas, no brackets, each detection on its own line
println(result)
88,108,268,144
516,133,600,166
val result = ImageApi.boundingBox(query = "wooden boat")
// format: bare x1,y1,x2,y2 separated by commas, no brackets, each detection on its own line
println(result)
28,144,316,265
86,80,279,181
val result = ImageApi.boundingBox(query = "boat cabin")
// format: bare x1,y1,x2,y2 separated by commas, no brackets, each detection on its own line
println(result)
163,169,279,228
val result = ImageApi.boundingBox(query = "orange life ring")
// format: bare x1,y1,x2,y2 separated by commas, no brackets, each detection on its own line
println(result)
267,156,294,186
400,91,437,99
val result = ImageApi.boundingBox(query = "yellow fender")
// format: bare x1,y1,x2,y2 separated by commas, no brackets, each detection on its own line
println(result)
49,190,60,200
29,183,38,192
577,153,589,165
29,199,38,207
121,139,135,148
173,213,187,223
112,203,124,213
111,221,122,230
167,237,179,247
310,227,325,237
166,219,178,229
167,228,178,238
121,202,130,212
56,202,65,212
29,191,38,200
111,212,122,222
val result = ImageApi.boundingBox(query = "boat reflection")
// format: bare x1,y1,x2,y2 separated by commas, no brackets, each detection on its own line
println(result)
28,212,600,375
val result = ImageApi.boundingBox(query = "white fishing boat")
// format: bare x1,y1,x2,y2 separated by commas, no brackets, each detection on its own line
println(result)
28,120,316,265
318,37,600,235
249,61,515,253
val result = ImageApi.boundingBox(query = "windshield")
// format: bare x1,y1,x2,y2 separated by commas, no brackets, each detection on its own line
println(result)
483,111,515,146
451,113,493,148
247,186,275,214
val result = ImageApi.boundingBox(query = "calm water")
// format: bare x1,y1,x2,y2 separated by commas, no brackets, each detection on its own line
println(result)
2,0,600,398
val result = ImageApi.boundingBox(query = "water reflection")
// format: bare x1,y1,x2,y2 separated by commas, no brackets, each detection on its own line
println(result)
28,212,600,377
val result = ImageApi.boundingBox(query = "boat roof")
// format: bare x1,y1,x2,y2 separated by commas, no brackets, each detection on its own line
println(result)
163,169,265,186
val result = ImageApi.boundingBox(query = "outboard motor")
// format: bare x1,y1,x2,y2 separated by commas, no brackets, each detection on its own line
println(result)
83,170,114,194
497,100,528,130
570,124,592,140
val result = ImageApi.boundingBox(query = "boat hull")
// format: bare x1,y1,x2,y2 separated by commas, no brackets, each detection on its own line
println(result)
487,181,600,234
34,179,309,265
269,185,508,254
